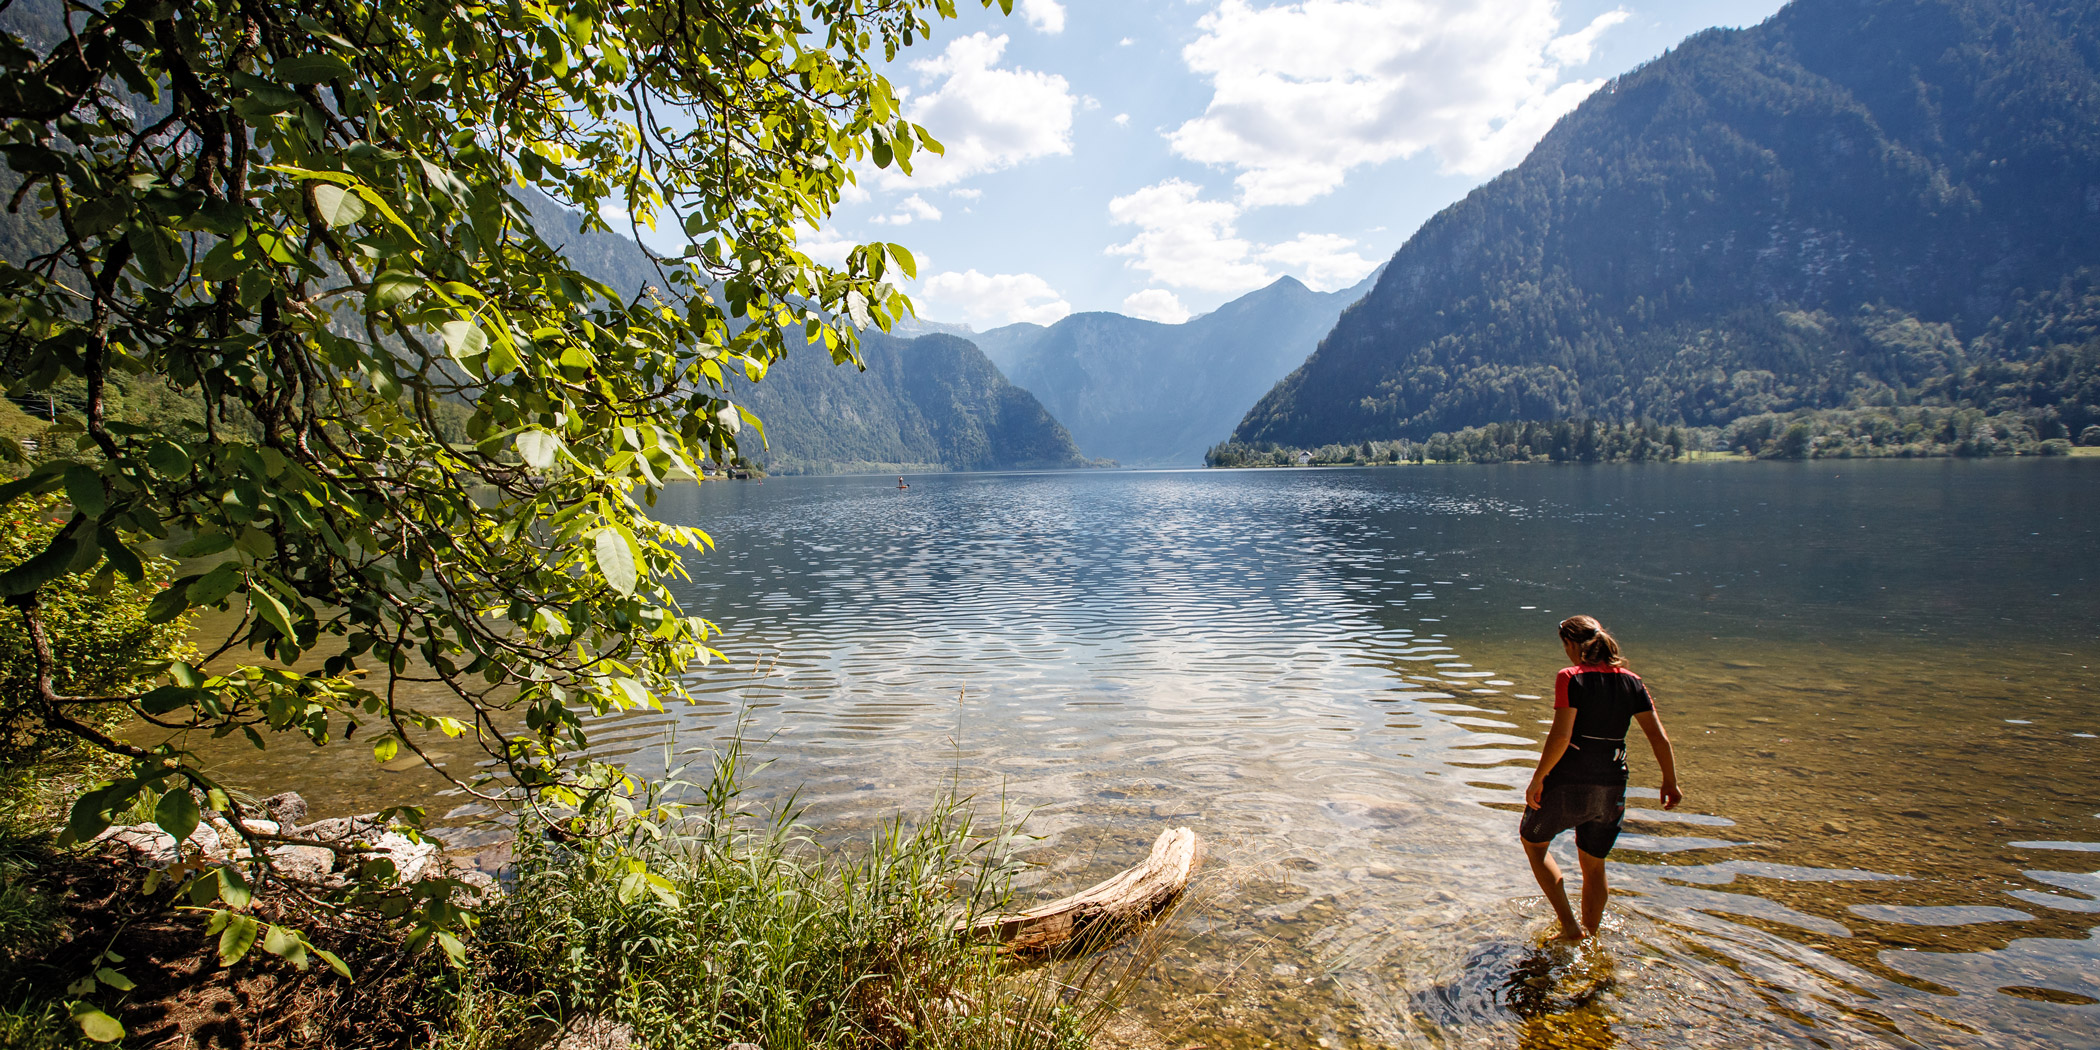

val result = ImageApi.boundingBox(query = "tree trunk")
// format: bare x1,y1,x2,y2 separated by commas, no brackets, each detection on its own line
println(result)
961,826,1201,953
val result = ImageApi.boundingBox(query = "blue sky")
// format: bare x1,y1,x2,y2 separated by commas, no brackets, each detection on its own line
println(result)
749,1,1793,328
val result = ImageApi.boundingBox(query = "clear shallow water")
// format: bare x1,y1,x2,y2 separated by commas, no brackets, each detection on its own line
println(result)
173,461,2100,1048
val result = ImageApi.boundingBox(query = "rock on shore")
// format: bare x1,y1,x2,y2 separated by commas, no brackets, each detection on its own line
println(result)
93,791,492,893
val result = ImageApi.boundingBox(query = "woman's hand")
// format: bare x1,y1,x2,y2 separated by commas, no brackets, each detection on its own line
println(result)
1659,778,1683,810
1525,776,1547,809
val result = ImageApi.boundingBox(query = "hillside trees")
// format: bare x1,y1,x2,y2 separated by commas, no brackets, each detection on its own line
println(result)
0,0,985,986
1232,0,2100,449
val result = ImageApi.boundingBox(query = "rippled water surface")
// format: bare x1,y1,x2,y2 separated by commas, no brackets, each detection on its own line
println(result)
186,462,2100,1048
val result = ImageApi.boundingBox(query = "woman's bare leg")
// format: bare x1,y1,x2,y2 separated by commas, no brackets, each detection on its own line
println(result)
1523,838,1585,941
1577,848,1608,935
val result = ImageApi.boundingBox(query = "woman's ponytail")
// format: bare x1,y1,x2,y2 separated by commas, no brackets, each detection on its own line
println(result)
1558,615,1627,668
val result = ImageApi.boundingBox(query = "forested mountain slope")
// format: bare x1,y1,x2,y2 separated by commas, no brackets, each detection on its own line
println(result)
723,331,1089,474
1234,0,2100,448
980,271,1380,466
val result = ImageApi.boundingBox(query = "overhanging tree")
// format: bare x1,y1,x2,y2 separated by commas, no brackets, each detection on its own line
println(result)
0,0,989,966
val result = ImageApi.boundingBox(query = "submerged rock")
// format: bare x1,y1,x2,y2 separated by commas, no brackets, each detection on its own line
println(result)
261,791,309,827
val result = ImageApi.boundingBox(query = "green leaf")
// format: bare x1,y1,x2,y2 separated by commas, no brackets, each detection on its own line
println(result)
485,336,521,375
371,271,421,310
433,929,466,967
126,224,184,286
144,581,194,623
314,947,351,978
97,526,144,582
609,677,649,707
154,787,200,845
94,967,135,991
736,405,768,448
64,464,107,518
872,135,893,169
218,868,253,910
229,71,304,112
140,685,213,716
262,924,310,969
373,735,400,763
441,320,488,364
0,520,83,597
515,430,562,470
71,1004,124,1043
250,587,298,640
145,441,193,477
311,183,368,227
64,783,126,846
886,243,917,280
594,527,637,596
217,913,260,967
275,54,353,83
189,562,244,606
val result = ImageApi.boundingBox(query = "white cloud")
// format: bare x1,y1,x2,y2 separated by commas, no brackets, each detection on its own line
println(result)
837,179,871,204
1548,9,1628,65
798,229,858,268
1113,113,1131,127
921,269,1073,326
1122,288,1191,324
1259,233,1377,291
1118,36,1134,46
1170,0,1630,205
1105,179,1273,294
949,187,983,200
871,194,944,225
1106,179,1384,294
889,34,1075,188
1018,0,1066,33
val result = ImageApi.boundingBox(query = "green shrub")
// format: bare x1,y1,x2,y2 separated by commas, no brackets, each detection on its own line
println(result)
0,997,89,1050
458,746,1124,1050
0,493,193,822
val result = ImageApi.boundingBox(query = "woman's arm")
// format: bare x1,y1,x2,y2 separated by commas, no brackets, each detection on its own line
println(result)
1526,708,1577,809
1633,710,1682,810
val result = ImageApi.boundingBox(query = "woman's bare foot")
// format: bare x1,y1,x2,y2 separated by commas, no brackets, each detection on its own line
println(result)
1553,923,1587,943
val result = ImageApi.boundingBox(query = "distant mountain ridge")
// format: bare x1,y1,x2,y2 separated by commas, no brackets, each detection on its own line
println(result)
947,269,1382,466
1234,0,2100,449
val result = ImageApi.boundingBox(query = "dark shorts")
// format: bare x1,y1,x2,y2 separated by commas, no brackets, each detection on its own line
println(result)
1520,783,1627,858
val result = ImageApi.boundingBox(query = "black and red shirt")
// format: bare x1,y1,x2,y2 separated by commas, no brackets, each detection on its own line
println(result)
1545,664,1654,787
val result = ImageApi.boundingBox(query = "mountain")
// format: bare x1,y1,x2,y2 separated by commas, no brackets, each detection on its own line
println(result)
977,270,1382,466
726,331,1090,475
1234,0,2100,449
483,196,1093,475
966,323,1051,376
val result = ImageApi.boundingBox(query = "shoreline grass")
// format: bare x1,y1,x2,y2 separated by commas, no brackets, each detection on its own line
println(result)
0,735,1160,1050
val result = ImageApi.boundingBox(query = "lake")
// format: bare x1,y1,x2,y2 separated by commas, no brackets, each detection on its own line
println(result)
181,460,2100,1049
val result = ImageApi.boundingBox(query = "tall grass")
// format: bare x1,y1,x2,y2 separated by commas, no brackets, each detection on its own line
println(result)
450,737,1155,1050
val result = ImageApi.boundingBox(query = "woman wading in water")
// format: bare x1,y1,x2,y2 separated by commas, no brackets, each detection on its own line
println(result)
1522,615,1682,942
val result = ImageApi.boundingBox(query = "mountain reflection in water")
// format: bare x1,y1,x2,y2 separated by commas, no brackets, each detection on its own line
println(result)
179,461,2100,1048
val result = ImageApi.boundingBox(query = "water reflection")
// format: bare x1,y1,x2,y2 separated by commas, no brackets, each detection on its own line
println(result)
162,462,2100,1047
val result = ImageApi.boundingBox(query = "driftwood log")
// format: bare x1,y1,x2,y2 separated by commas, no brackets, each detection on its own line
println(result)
962,826,1201,953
